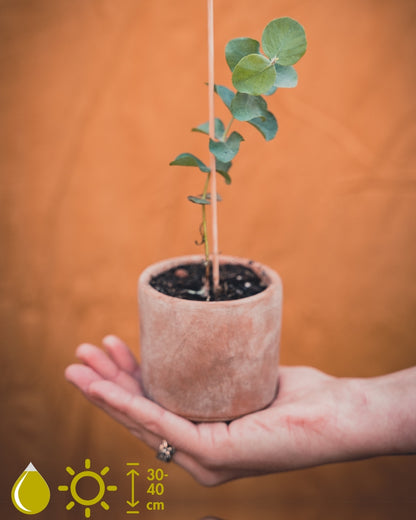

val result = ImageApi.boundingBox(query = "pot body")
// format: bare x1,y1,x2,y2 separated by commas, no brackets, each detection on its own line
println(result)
138,255,283,422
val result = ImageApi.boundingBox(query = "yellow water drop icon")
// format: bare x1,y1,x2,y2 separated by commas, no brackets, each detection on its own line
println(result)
11,462,51,515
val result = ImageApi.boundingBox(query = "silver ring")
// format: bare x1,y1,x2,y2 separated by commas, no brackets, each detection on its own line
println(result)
156,440,176,463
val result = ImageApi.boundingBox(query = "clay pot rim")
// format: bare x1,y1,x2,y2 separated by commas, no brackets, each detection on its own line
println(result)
139,254,282,307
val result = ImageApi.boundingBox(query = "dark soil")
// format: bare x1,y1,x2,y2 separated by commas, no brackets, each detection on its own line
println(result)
150,262,268,301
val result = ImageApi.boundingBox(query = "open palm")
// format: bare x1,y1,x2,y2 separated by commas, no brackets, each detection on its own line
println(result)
65,335,374,485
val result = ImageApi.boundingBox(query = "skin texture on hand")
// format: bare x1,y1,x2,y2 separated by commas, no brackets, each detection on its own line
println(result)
65,335,416,486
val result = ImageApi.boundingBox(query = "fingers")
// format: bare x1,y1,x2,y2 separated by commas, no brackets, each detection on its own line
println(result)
66,337,237,486
65,363,142,431
66,363,237,486
75,342,143,395
86,379,232,485
87,379,199,452
65,363,101,393
102,335,141,378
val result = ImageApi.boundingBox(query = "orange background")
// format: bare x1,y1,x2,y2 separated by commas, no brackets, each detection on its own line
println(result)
1,0,415,518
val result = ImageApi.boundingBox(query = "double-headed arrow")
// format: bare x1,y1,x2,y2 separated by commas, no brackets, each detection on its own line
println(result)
126,468,140,508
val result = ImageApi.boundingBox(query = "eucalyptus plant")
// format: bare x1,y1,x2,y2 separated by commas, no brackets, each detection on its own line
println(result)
170,17,307,282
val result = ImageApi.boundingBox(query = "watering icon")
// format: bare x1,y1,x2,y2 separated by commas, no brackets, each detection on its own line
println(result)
11,462,51,514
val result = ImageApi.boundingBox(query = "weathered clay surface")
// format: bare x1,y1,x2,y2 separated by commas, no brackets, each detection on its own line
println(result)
138,255,283,421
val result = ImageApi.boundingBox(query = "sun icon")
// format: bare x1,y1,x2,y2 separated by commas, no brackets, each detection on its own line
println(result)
58,459,117,518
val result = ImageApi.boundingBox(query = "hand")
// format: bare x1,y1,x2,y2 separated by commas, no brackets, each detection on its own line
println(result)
65,336,416,486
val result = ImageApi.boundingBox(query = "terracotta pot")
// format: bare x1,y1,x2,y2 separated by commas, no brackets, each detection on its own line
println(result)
138,255,283,422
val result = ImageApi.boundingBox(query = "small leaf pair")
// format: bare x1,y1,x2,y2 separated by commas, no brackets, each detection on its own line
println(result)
214,84,278,142
209,132,244,163
228,17,306,96
188,193,222,206
169,153,232,184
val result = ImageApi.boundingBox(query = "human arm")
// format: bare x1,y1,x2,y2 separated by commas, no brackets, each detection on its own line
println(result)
65,335,416,486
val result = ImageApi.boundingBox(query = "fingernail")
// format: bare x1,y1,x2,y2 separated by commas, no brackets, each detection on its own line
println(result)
103,334,119,346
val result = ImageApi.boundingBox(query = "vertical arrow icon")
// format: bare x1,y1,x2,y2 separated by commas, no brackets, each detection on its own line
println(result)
126,467,140,508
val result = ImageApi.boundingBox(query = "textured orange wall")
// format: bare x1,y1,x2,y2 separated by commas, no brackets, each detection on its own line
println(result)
1,1,415,518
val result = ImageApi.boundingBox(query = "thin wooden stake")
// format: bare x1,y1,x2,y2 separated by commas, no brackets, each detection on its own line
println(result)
207,0,220,292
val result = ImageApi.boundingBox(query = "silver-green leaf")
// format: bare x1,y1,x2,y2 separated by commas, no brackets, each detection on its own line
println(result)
187,193,222,205
213,84,235,109
225,37,260,71
192,118,225,139
247,111,278,141
264,64,298,95
274,63,298,88
170,153,210,173
209,131,244,162
187,195,211,205
262,17,307,66
230,92,268,121
216,160,232,184
232,54,276,96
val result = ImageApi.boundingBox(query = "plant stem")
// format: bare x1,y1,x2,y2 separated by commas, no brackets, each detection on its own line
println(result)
201,172,211,264
202,206,210,260
207,0,220,292
194,171,210,299
223,116,235,140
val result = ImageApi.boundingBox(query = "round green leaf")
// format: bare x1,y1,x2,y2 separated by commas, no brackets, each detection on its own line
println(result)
170,153,210,173
264,65,298,95
209,132,244,163
262,17,307,66
187,193,222,205
232,54,276,96
274,64,298,88
247,111,278,141
225,37,260,71
192,118,225,139
213,84,235,109
215,160,232,184
188,195,211,205
230,92,267,121
264,84,278,96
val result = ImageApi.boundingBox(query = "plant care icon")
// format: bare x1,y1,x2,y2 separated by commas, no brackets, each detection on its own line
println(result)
58,458,117,518
11,462,51,515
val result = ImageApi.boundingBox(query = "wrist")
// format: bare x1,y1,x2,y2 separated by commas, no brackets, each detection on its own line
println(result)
347,369,416,458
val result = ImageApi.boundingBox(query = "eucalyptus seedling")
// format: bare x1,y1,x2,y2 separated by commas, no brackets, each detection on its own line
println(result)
170,16,307,294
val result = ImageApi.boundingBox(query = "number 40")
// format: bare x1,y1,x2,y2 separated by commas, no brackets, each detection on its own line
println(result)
147,482,164,496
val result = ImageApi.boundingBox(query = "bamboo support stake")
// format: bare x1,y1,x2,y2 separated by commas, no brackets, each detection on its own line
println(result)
207,0,220,292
